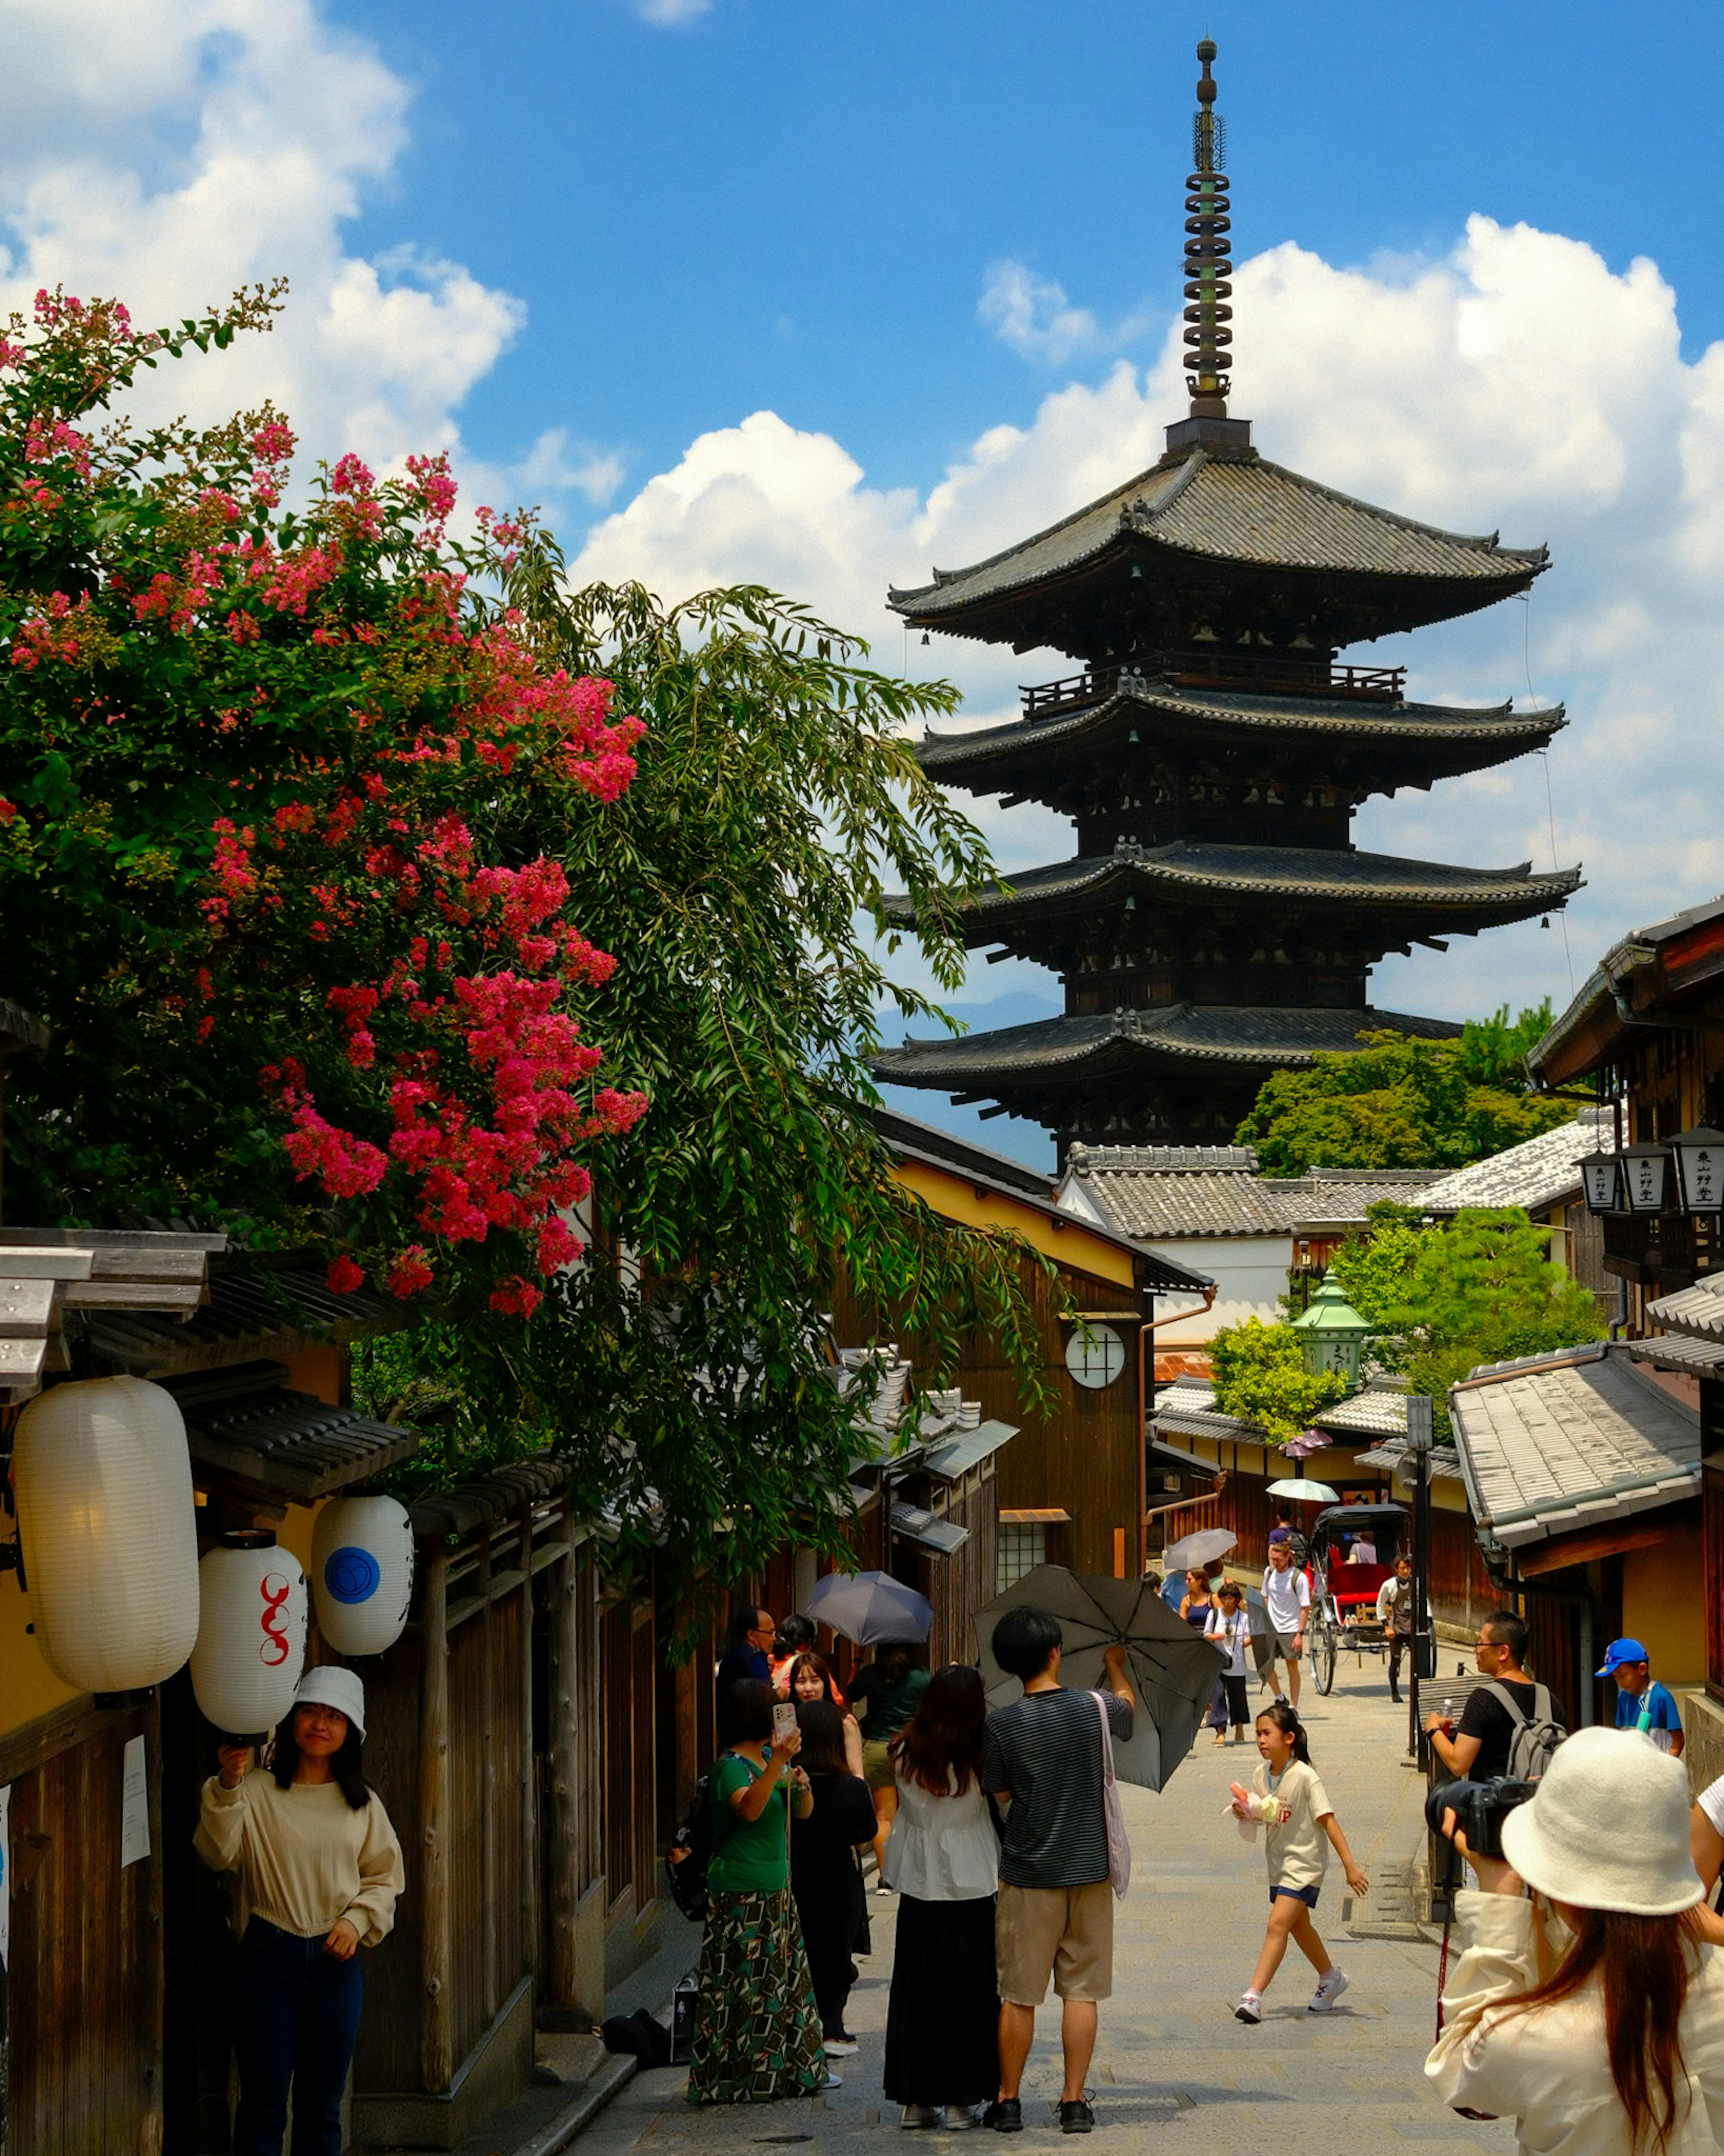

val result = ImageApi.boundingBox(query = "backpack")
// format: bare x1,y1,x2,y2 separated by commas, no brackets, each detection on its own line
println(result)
664,1769,715,1920
1484,1680,1565,1781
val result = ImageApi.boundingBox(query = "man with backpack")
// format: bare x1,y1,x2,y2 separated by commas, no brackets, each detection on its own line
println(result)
1423,1611,1566,1781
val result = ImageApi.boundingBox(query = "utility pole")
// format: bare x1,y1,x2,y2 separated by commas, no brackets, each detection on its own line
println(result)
1406,1393,1433,1761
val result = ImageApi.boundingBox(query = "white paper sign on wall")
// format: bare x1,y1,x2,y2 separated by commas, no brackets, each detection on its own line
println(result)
1065,1322,1126,1390
120,1735,150,1869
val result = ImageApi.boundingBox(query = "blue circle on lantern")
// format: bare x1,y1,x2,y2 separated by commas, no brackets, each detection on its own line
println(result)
325,1547,382,1604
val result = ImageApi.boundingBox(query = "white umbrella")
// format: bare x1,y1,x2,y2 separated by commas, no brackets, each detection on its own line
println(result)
1162,1526,1237,1572
1265,1478,1340,1503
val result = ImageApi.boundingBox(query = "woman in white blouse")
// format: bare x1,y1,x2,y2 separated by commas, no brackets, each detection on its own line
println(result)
881,1666,999,2130
1426,1725,1724,2153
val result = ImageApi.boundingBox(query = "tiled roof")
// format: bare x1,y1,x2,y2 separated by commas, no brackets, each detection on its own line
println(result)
1646,1272,1724,1346
1068,1143,1258,1173
876,1004,1463,1090
409,1458,574,1541
889,450,1545,621
1419,1111,1615,1216
884,841,1579,926
165,1361,419,1501
1069,1151,1443,1242
87,1257,407,1376
1447,1343,1701,1549
919,681,1566,778
1314,1388,1410,1439
1627,1335,1724,1377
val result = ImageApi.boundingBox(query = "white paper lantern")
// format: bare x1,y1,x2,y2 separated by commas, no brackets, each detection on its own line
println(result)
311,1495,414,1656
13,1376,201,1694
191,1532,307,1736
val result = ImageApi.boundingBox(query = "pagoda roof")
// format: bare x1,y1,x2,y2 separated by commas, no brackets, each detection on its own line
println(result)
886,841,1581,936
888,445,1547,654
918,680,1565,792
875,1002,1463,1091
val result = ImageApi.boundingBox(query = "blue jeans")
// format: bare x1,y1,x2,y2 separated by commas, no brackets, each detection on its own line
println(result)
233,1918,364,2156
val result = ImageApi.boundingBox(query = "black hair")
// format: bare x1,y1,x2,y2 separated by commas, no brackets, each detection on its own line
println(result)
1482,1610,1531,1665
794,1699,849,1776
729,1602,769,1644
1255,1700,1311,1766
872,1640,920,1682
777,1614,816,1654
270,1705,371,1810
719,1678,775,1747
992,1606,1062,1682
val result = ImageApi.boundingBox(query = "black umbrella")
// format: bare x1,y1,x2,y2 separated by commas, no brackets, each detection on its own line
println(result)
974,1565,1223,1790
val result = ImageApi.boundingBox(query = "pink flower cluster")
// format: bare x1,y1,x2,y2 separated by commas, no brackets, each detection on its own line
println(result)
9,590,92,670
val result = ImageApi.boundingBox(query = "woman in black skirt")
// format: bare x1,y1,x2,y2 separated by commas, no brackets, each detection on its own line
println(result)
881,1666,1000,2129
788,1700,877,2057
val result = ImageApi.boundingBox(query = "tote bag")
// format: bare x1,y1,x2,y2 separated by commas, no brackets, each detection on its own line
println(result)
1091,1690,1131,1899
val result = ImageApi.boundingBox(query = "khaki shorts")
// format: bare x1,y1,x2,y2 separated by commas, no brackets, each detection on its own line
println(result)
995,1881,1114,2005
862,1738,895,1792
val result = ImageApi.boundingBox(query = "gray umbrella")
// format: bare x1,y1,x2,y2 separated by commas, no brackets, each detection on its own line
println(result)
1242,1584,1280,1686
973,1565,1223,1790
1162,1526,1237,1573
807,1570,932,1648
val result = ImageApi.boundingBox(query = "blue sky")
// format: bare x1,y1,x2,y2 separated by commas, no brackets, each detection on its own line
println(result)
9,0,1724,1171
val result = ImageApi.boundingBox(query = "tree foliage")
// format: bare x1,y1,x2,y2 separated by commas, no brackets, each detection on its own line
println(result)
1,286,1057,1602
1236,1015,1575,1177
1206,1317,1350,1450
1328,1202,1605,1436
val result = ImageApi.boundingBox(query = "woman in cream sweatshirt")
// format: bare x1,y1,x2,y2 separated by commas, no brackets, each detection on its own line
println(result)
195,1665,405,2156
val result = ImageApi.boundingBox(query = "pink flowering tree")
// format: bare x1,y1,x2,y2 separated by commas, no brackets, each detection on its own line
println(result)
0,286,645,1314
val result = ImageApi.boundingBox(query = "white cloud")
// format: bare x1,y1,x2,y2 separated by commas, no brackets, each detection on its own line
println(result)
633,0,712,22
576,213,1724,1031
978,259,1101,365
0,0,612,520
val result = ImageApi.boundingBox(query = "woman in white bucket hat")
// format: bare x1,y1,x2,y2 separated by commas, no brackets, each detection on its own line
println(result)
195,1664,405,2156
1425,1725,1724,2153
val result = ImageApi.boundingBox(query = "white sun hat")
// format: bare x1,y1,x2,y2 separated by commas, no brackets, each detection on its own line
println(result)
293,1664,366,1740
1499,1724,1701,1915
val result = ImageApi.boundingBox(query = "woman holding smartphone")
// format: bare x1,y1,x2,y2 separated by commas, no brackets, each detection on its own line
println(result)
686,1679,828,2105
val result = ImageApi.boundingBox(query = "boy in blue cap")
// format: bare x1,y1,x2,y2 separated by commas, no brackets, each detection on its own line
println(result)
1598,1637,1685,1757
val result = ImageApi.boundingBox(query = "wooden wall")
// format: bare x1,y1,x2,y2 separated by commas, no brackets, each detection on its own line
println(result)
829,1249,1147,1584
0,1697,162,2156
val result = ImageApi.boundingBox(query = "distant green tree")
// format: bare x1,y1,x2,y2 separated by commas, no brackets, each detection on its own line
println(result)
1328,1203,1605,1437
1207,1317,1350,1450
1236,1018,1574,1177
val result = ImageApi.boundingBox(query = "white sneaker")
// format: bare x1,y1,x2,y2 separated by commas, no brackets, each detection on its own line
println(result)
1234,1990,1262,2024
1308,1967,1350,2013
945,2104,987,2130
824,2036,859,2056
900,2104,942,2129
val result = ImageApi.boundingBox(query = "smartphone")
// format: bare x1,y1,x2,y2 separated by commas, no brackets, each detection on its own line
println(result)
771,1701,798,1747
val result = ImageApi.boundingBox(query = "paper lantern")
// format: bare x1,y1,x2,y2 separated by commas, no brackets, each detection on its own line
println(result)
191,1531,307,1736
12,1376,201,1694
311,1495,414,1656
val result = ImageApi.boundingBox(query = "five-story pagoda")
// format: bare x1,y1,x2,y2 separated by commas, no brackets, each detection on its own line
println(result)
875,41,1579,1157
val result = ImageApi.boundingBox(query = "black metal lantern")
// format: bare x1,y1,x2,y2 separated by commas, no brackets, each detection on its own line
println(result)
1619,1139,1671,1215
1671,1126,1724,1214
1578,1149,1624,1215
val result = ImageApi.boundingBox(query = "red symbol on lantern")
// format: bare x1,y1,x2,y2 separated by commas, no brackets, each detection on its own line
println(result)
259,1571,293,1667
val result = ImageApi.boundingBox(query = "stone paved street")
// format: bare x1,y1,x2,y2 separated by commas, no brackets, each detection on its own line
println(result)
571,1656,1516,2156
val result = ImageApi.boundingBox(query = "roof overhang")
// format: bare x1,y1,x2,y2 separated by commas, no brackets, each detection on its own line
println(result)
1530,896,1724,1089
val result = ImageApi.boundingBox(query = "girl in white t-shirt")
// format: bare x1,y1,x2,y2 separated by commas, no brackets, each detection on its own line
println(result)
1227,1702,1368,2024
1204,1581,1253,1746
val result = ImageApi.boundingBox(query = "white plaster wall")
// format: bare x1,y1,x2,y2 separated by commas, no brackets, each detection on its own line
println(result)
1147,1235,1292,1345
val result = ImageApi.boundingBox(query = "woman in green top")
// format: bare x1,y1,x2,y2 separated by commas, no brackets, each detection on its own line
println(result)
686,1680,827,2105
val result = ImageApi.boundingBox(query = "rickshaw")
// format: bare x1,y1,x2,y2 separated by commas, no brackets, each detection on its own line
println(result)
1303,1501,1408,1696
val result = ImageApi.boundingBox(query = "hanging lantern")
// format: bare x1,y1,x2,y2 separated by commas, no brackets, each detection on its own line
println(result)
191,1531,307,1737
12,1376,201,1695
311,1495,414,1656
1619,1139,1671,1215
1578,1149,1624,1215
1289,1268,1375,1384
1670,1126,1724,1215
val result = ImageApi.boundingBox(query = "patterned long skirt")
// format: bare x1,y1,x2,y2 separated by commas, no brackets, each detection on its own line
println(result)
686,1887,826,2105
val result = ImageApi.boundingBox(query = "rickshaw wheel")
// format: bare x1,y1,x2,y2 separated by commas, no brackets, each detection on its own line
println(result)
1311,1614,1338,1695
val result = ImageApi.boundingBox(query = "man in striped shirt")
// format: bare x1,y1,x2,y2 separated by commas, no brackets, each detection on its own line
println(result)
982,1607,1135,2135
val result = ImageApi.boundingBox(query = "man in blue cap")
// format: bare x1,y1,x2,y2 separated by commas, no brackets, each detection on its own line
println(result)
1599,1636,1685,1757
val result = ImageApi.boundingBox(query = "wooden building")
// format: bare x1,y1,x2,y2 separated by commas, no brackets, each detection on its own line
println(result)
873,46,1576,1155
862,1110,1210,1592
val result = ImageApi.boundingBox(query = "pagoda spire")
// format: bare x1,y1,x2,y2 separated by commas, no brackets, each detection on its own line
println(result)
1184,38,1233,417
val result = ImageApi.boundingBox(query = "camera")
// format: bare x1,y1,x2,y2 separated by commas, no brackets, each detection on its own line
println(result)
1424,1775,1535,1860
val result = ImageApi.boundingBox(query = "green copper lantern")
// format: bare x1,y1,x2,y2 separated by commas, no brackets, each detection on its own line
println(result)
1290,1268,1374,1383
